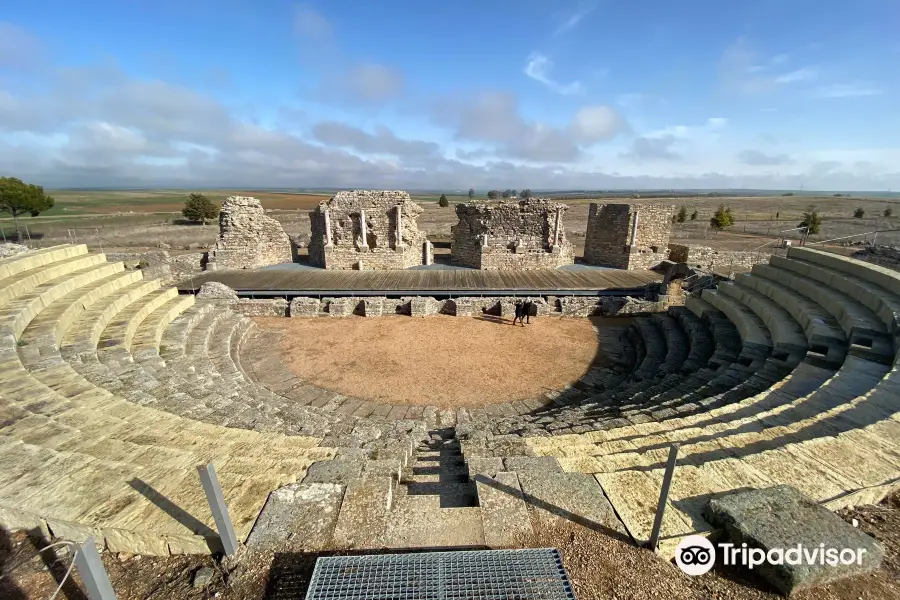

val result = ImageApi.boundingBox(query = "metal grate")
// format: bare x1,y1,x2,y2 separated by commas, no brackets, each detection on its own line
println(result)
305,548,576,600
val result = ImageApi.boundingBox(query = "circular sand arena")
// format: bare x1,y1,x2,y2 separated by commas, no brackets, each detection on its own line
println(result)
250,315,614,407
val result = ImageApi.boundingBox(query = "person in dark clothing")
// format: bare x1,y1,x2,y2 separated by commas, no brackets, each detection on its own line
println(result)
513,300,525,326
523,299,534,324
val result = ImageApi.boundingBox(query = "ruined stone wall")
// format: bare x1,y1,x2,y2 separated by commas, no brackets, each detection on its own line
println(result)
308,190,428,270
206,196,293,270
450,198,574,270
583,203,674,270
669,244,769,272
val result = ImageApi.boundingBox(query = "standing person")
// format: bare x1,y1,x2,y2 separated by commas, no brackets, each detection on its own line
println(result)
523,299,534,325
513,300,524,326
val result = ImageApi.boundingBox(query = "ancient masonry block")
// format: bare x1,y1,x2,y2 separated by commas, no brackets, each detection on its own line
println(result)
363,297,385,317
409,297,440,317
229,298,288,317
451,198,574,270
669,243,769,272
324,297,361,317
206,196,293,270
308,190,429,270
289,297,321,317
583,203,674,270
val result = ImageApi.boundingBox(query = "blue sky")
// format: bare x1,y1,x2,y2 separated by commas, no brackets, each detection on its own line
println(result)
1,0,898,190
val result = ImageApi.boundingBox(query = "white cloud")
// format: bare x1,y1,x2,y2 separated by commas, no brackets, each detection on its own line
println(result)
567,106,626,143
812,83,883,98
621,135,680,161
312,122,440,160
773,67,818,84
433,91,625,162
318,63,405,104
553,2,599,36
524,53,583,96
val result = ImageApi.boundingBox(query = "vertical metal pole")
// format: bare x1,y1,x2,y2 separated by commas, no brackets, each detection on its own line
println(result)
74,536,117,600
25,224,31,241
648,443,679,552
197,463,239,555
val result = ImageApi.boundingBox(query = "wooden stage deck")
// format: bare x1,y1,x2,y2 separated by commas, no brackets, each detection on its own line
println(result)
178,266,663,296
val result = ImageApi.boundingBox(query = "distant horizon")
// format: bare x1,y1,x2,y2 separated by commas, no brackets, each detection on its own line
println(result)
45,186,900,198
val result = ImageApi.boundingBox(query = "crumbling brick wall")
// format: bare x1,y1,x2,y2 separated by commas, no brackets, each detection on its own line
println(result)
450,198,574,270
308,190,428,270
206,196,293,270
583,203,674,270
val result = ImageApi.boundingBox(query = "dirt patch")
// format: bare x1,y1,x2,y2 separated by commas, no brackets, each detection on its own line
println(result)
252,315,611,407
5,492,898,599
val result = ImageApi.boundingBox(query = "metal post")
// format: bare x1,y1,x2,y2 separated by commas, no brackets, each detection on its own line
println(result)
647,443,679,552
25,224,31,241
74,536,117,600
197,463,239,555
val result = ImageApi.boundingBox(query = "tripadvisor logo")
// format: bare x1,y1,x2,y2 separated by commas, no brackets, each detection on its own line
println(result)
674,535,869,576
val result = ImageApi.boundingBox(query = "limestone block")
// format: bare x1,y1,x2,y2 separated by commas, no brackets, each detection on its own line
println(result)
196,281,238,300
325,297,358,317
230,298,288,317
363,297,385,317
705,485,885,595
289,297,321,317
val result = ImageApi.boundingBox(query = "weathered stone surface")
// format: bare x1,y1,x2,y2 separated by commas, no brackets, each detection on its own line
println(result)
309,190,428,270
206,196,293,270
303,459,365,484
247,482,344,550
705,485,884,595
229,298,288,317
331,476,393,549
451,198,574,270
196,281,238,300
584,203,674,269
289,297,320,317
669,244,769,272
324,297,360,317
0,243,30,258
193,566,214,588
106,250,205,285
475,471,534,547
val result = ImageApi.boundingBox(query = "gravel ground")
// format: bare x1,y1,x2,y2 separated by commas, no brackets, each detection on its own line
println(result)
4,492,898,599
255,314,612,407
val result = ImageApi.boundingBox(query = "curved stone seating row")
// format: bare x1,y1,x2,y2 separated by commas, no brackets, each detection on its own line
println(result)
0,246,336,555
501,249,900,555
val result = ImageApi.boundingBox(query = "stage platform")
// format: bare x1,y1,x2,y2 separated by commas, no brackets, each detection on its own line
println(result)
177,264,662,297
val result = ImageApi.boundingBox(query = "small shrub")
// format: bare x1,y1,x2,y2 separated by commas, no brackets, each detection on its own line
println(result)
885,208,893,218
690,210,698,221
709,204,735,230
800,208,822,235
438,194,449,207
676,206,687,223
853,207,865,218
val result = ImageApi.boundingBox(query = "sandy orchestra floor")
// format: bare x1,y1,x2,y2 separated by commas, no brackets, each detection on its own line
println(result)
253,314,616,406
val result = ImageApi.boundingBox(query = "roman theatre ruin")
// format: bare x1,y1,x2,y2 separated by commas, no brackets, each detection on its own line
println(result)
1,189,897,580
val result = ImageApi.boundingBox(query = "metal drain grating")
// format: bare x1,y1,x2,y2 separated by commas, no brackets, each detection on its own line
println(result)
305,548,576,600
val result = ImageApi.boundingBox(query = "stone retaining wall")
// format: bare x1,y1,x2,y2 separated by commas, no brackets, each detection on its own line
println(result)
229,298,289,317
278,295,666,317
451,198,574,270
669,244,769,271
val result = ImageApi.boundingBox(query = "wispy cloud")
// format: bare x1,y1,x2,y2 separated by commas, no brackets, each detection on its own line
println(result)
553,2,599,36
524,53,583,95
813,83,883,98
774,67,818,84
